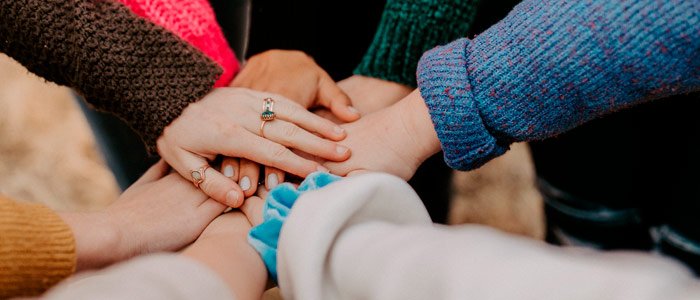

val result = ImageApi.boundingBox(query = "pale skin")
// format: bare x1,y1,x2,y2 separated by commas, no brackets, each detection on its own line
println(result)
224,50,414,195
59,49,425,276
181,192,268,300
58,160,227,271
157,87,350,208
59,70,435,294
323,90,442,180
223,50,360,197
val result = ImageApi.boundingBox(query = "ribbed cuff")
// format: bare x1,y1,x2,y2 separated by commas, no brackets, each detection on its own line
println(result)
355,0,480,87
417,38,508,171
0,197,76,298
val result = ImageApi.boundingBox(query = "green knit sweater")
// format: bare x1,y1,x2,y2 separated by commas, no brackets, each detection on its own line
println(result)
354,0,480,87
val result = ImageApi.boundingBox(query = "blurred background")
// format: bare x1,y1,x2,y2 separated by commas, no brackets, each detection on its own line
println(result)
0,54,119,212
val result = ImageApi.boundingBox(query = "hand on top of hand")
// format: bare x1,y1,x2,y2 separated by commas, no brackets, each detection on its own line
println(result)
322,90,441,180
336,75,413,116
232,50,360,122
221,50,371,196
157,87,351,207
61,160,226,270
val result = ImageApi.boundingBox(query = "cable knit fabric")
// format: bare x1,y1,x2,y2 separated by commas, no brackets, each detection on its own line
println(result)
118,0,238,87
0,0,224,152
355,0,480,87
248,172,342,282
418,0,700,170
0,196,76,298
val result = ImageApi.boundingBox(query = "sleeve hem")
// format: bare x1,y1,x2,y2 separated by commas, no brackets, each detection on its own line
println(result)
417,38,509,170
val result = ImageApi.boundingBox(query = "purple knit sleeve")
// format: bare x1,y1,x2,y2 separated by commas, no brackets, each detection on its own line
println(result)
418,0,700,171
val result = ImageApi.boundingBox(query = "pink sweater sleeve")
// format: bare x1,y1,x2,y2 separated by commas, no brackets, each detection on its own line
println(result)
118,0,239,87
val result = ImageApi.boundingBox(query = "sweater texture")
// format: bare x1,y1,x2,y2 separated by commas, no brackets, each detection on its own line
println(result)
0,196,75,298
0,0,229,152
118,0,238,87
418,0,700,170
355,0,480,87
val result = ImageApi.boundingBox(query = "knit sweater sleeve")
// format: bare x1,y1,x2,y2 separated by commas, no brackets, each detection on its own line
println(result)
354,0,480,87
417,0,700,170
0,196,76,298
0,0,223,152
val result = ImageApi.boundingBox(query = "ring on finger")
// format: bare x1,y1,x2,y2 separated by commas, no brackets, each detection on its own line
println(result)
261,97,276,121
190,164,210,188
260,120,269,138
260,97,275,138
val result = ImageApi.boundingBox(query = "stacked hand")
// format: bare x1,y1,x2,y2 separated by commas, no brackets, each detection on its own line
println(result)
323,90,441,180
156,49,440,209
61,49,441,280
60,161,226,270
217,49,362,197
157,87,350,207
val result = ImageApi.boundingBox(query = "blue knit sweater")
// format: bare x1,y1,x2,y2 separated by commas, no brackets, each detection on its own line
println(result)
417,0,700,171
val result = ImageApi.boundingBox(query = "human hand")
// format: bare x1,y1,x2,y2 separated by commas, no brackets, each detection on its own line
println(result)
157,87,351,207
232,50,359,122
60,160,227,271
229,50,361,193
313,75,413,124
336,75,413,115
323,90,441,180
219,157,285,198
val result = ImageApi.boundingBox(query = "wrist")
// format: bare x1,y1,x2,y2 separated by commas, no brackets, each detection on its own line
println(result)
58,211,121,271
183,213,267,299
394,89,441,164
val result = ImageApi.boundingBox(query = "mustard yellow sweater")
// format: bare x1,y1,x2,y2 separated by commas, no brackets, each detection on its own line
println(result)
0,196,76,298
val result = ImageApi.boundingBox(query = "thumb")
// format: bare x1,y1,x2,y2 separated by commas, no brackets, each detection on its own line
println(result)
317,75,360,122
240,196,265,226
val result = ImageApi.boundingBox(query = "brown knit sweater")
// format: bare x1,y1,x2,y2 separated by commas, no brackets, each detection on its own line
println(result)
0,0,225,297
0,0,222,152
0,196,76,298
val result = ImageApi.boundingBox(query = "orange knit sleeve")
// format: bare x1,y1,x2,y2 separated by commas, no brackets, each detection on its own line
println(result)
0,196,76,298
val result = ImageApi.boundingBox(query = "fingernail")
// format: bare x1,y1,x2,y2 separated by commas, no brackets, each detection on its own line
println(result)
348,106,359,115
226,190,240,207
223,165,234,178
317,165,329,173
336,145,349,155
334,126,345,135
240,176,251,191
267,173,279,189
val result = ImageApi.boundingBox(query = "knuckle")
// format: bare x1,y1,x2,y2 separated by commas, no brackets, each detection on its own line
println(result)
269,145,290,164
201,177,225,199
283,123,301,138
221,122,241,138
285,104,302,119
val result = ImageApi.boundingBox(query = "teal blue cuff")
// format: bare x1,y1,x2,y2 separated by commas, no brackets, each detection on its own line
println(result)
247,172,342,282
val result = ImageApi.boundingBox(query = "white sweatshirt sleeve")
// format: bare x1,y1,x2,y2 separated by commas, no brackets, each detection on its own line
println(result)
277,173,700,300
43,254,235,300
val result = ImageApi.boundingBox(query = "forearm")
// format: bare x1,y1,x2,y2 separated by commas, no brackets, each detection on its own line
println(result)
394,89,442,165
182,213,267,300
275,174,700,299
418,0,700,170
355,0,481,87
0,0,222,151
331,222,700,299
